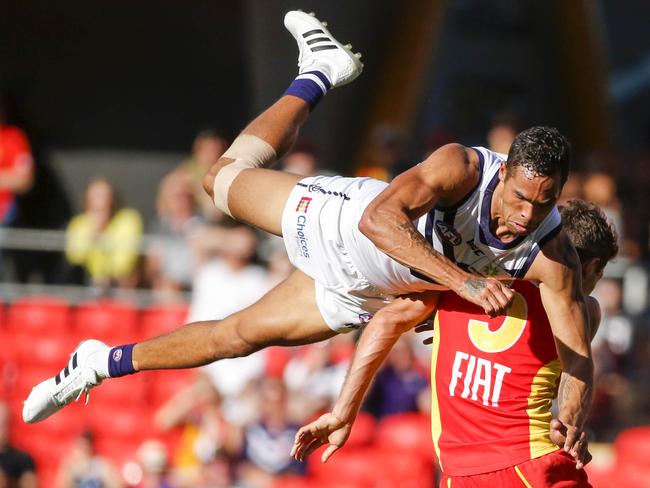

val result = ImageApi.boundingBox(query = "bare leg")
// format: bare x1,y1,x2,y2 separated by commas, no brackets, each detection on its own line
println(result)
132,269,334,370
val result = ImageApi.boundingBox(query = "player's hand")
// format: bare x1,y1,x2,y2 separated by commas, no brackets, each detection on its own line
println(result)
456,276,514,317
290,412,353,463
414,319,434,345
549,418,592,469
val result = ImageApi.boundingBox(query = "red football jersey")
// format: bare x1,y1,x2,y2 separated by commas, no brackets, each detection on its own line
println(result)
430,280,561,476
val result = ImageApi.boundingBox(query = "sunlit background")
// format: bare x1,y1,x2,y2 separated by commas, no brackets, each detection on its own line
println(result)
1,1,649,487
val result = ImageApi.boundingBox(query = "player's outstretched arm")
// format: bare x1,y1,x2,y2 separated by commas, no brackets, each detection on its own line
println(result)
290,292,438,462
552,295,602,469
531,232,594,462
358,144,513,317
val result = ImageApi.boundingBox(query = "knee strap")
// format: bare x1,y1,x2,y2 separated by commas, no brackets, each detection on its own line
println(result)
212,134,277,217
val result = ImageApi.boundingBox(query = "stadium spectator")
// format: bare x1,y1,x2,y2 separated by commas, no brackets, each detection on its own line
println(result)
486,111,519,154
236,378,305,486
135,440,174,488
56,431,122,488
355,125,406,181
0,402,37,488
583,172,624,248
0,99,34,227
281,141,321,177
558,171,584,206
364,335,429,419
155,375,239,487
0,97,34,279
189,225,272,426
146,171,202,296
65,178,143,287
283,335,354,422
176,130,228,223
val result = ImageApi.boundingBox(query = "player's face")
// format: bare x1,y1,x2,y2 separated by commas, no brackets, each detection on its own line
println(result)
498,163,562,236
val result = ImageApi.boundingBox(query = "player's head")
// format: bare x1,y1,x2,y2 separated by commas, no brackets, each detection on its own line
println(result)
498,126,571,236
560,199,618,294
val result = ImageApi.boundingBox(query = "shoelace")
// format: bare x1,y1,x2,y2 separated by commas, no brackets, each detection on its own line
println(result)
74,384,92,406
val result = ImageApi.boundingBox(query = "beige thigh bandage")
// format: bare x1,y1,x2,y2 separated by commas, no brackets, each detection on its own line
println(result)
212,134,277,217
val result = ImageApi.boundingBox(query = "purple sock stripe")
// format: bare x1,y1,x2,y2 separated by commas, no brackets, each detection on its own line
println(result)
108,344,136,378
284,77,325,111
305,70,332,90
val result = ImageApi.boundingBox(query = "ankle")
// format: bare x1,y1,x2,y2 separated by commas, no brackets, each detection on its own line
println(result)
284,71,331,110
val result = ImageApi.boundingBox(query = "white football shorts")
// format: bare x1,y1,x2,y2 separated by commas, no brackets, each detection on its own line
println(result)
281,175,392,333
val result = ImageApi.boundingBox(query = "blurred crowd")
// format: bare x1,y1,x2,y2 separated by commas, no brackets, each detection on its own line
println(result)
1,99,650,487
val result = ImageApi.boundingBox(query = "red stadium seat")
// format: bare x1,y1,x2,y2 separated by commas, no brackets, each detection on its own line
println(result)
375,413,434,456
310,447,433,488
11,331,77,369
308,448,378,487
585,463,616,488
6,296,71,334
367,448,434,487
345,411,376,449
614,426,650,469
140,304,188,339
15,400,88,444
73,299,139,343
90,373,148,407
88,404,154,443
148,369,197,407
272,475,311,488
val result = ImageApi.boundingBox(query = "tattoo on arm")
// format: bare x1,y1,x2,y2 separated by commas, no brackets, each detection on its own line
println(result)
396,221,444,260
464,278,486,297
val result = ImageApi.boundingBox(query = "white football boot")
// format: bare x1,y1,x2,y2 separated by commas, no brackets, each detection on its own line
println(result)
284,10,363,88
23,339,110,423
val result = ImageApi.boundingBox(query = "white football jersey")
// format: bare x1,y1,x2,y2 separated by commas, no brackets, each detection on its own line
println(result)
340,147,562,295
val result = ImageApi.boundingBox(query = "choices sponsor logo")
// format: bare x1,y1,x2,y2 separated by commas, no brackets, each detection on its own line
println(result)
295,196,312,213
296,214,310,258
435,221,462,246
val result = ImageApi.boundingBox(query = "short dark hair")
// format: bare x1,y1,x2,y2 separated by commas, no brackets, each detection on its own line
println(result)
506,126,571,185
559,199,618,271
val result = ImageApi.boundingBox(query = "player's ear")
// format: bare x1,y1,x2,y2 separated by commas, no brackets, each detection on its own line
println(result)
498,162,507,182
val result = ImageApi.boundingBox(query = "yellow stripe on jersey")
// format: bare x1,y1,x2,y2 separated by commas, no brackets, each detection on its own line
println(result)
430,311,444,471
514,465,534,488
527,358,562,459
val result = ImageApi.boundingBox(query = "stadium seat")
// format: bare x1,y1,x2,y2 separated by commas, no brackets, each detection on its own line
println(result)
148,369,197,407
265,347,293,378
585,463,616,488
367,448,434,487
90,372,148,407
6,296,71,334
88,404,154,443
308,448,380,487
73,299,139,343
13,364,61,402
140,304,188,339
345,411,376,449
15,400,88,444
614,426,650,469
11,331,77,369
272,475,311,488
375,413,434,456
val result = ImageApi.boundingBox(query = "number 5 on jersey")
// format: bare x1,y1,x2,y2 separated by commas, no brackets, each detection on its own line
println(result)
468,293,528,353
